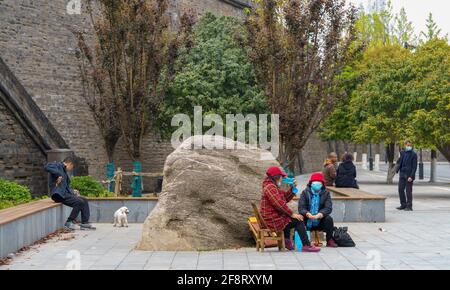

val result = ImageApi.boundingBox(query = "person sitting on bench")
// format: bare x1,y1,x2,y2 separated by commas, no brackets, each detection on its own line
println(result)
297,172,338,250
335,153,359,189
260,166,307,251
45,156,96,231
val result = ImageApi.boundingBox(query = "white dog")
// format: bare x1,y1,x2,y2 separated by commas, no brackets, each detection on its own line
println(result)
113,207,130,227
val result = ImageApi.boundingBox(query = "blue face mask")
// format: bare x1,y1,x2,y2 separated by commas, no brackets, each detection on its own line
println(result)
311,181,322,192
405,146,412,151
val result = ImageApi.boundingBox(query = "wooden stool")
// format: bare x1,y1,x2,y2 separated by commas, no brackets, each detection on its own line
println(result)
311,230,324,247
248,203,286,252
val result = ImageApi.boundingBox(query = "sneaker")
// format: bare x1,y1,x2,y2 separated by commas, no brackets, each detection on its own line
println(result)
64,221,77,231
396,206,406,210
302,245,321,252
404,207,413,211
326,239,338,248
80,223,96,230
285,239,294,251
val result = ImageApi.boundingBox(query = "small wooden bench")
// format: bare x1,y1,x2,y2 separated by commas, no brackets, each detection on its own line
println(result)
248,203,285,252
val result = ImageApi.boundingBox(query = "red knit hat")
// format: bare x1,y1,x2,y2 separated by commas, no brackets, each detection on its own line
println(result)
266,166,287,177
309,172,325,185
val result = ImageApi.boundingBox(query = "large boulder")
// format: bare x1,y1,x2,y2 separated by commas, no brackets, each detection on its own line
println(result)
138,135,279,251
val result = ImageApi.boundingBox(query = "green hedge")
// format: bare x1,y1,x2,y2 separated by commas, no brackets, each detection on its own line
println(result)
71,176,114,197
0,178,33,210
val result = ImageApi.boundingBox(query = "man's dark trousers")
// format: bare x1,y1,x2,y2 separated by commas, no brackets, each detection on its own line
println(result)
53,194,90,224
398,177,413,209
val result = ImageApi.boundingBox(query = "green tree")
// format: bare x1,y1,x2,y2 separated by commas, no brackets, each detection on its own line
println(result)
350,45,414,183
406,39,450,162
420,13,443,42
354,4,394,48
394,7,416,45
156,13,267,136
318,62,361,142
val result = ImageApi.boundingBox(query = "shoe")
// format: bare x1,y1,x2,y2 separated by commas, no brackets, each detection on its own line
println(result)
396,206,406,210
64,221,77,231
80,223,96,230
302,245,321,252
326,239,338,248
285,239,294,251
404,207,413,211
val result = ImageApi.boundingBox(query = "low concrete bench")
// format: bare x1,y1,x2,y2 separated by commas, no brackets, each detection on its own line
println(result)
328,186,386,222
293,186,386,223
0,197,158,259
0,199,65,259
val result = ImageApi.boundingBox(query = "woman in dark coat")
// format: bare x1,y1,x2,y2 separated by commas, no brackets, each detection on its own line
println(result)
335,153,359,189
297,172,338,250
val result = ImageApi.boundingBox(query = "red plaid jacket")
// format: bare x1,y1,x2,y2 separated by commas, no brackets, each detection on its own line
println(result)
260,177,294,232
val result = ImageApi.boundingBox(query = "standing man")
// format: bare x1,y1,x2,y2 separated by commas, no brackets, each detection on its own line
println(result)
396,140,418,211
45,156,96,230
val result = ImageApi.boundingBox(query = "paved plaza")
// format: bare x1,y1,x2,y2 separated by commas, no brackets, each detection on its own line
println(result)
2,169,450,270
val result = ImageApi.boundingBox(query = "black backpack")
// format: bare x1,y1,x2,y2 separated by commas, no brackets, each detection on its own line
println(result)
332,226,356,247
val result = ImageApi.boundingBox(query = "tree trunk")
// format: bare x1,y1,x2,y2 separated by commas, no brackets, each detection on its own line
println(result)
286,144,298,175
430,150,437,183
297,151,304,175
327,141,334,153
386,143,396,184
343,141,349,153
335,140,340,160
437,144,450,163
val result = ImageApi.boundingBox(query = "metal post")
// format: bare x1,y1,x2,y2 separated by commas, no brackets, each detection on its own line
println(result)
430,150,437,183
369,143,374,171
419,149,424,180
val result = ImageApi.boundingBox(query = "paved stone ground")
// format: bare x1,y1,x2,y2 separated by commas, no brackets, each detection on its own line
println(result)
1,170,450,270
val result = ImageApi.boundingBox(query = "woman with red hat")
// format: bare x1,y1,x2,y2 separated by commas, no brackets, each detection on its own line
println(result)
297,172,338,250
260,166,304,251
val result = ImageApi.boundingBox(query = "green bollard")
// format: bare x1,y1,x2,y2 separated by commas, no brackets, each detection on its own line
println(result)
106,162,115,192
132,161,142,197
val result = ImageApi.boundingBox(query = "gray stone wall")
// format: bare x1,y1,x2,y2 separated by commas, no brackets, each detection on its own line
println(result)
0,0,252,190
0,0,107,179
174,0,247,18
0,98,47,196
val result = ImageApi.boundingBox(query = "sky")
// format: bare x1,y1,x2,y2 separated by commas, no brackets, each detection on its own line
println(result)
349,0,450,37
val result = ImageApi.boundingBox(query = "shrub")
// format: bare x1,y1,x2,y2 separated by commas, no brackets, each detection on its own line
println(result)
0,179,33,210
71,176,114,197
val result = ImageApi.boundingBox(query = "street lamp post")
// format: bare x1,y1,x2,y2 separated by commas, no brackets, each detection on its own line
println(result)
369,143,374,171
419,149,424,180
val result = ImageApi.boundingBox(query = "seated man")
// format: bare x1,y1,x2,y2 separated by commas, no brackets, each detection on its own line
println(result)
297,172,338,250
45,156,96,231
260,166,318,252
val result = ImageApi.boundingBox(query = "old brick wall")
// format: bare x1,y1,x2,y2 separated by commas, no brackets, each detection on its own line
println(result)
0,98,47,196
0,0,253,192
0,0,107,180
174,0,247,18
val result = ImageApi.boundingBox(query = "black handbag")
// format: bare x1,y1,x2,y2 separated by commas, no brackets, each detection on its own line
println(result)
332,226,356,247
